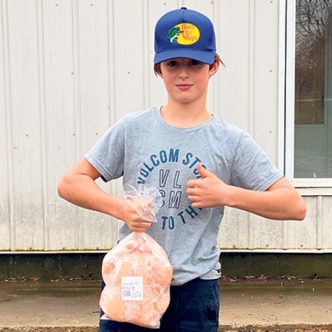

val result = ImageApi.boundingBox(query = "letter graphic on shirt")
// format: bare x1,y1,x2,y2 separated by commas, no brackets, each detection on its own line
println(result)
140,168,149,177
185,206,199,218
169,148,180,162
159,189,166,208
159,150,167,163
161,216,175,230
159,169,170,187
189,157,201,169
177,211,186,224
182,152,193,165
143,162,154,172
136,148,209,230
137,177,145,184
173,170,181,188
168,190,182,209
150,154,160,167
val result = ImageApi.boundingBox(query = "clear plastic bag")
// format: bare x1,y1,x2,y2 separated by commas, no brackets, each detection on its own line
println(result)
100,186,173,329
123,184,162,222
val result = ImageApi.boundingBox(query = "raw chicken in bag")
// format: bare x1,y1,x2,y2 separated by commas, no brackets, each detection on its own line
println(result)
100,186,173,328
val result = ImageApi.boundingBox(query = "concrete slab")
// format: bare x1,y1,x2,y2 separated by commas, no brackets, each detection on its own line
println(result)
0,278,331,330
0,281,100,328
220,278,332,328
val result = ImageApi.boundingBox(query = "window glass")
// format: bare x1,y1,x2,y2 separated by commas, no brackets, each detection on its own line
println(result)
295,0,332,178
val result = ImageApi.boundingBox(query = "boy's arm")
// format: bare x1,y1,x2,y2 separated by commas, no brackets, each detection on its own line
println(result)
187,164,306,221
57,158,153,232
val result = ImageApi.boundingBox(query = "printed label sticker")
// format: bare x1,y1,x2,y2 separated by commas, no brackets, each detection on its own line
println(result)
121,276,143,301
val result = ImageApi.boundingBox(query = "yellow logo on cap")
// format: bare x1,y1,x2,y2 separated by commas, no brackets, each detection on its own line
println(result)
167,23,200,45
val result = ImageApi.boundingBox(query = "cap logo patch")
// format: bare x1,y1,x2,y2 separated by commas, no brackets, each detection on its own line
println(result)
167,23,200,45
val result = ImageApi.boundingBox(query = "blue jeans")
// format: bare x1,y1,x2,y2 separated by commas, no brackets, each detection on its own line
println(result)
99,278,220,332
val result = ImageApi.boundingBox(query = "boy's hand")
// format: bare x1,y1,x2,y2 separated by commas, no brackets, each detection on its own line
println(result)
121,198,154,232
187,163,230,208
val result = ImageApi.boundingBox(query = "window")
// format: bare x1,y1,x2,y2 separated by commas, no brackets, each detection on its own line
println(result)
294,0,332,179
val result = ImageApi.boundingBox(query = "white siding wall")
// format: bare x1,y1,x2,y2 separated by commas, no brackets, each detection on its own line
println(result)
0,0,330,251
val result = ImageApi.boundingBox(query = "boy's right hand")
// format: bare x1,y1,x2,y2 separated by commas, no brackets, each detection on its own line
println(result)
121,198,153,232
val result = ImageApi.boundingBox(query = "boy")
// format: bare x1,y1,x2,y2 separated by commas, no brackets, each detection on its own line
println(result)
58,7,306,332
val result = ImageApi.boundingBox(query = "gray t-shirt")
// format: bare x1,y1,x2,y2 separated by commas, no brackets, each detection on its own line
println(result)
85,107,282,285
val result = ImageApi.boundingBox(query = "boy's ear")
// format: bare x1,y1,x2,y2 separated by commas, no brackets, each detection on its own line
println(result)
209,61,220,77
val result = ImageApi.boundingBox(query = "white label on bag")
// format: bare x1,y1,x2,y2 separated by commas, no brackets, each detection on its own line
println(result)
121,276,143,301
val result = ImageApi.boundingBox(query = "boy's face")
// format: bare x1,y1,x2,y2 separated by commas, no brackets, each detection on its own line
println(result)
159,57,219,105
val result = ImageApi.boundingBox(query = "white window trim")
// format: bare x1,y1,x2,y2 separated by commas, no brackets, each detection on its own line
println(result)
280,0,332,194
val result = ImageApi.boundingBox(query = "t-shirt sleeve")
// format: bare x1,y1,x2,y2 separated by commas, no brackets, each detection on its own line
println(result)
84,118,125,182
230,131,282,191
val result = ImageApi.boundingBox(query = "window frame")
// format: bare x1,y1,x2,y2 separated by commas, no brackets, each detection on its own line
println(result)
281,0,332,194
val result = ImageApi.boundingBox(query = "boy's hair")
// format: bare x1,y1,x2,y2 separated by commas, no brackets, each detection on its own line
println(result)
153,53,223,76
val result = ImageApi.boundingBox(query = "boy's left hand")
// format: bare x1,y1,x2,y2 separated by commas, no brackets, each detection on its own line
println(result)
187,163,230,208
187,164,306,221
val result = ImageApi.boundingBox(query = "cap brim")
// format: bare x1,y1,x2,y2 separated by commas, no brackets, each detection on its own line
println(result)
154,49,215,64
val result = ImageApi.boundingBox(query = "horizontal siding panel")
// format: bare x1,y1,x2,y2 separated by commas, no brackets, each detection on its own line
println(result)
321,196,332,249
0,0,11,250
147,1,175,108
6,0,44,250
253,0,279,161
219,208,250,249
75,0,113,250
248,214,284,250
283,197,317,249
220,196,328,251
216,0,251,131
113,0,146,114
42,0,78,250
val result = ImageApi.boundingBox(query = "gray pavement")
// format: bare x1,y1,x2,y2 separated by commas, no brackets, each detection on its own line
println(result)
0,278,332,331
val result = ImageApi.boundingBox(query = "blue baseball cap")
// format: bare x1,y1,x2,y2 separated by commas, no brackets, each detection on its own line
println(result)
154,7,216,64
